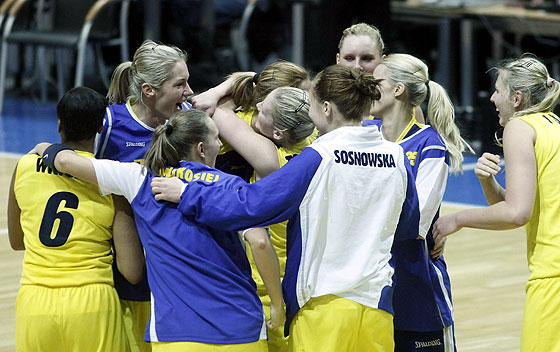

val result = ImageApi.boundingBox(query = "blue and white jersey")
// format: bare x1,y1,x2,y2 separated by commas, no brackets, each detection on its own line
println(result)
175,125,420,330
95,100,192,162
365,117,454,331
94,99,191,301
90,159,266,343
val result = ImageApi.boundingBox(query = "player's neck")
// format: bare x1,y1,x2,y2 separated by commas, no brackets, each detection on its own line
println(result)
380,104,413,142
132,102,162,128
61,139,94,153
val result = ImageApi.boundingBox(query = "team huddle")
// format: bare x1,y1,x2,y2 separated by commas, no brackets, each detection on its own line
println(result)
7,21,560,352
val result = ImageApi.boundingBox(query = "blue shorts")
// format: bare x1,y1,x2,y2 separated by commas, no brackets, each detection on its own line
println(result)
394,326,456,352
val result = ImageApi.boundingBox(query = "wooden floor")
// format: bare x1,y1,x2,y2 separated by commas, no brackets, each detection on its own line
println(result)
0,155,528,351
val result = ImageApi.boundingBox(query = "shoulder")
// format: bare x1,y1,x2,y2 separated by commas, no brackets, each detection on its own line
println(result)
235,109,255,125
403,126,446,151
506,117,536,144
507,116,537,133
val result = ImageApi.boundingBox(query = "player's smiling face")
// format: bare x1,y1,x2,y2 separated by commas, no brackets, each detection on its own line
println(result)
255,92,276,139
370,64,396,119
153,61,193,124
337,35,383,73
490,73,515,127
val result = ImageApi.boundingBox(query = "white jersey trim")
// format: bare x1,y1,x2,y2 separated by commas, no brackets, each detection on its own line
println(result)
149,292,158,342
96,106,113,158
126,100,156,131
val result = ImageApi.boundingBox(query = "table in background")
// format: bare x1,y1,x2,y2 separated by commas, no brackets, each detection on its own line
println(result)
391,1,560,118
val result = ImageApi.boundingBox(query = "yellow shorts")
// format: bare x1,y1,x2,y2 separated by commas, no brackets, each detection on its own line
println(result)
16,284,129,352
260,294,289,352
521,277,560,352
151,340,267,352
121,299,152,352
288,294,394,352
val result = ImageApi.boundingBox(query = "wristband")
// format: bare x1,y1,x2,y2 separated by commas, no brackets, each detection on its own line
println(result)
42,143,73,173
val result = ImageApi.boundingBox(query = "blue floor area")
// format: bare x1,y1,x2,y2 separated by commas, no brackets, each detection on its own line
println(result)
0,97,504,207
0,97,59,154
444,155,505,206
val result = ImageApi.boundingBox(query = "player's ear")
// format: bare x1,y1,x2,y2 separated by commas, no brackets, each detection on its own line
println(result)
142,83,155,99
394,83,405,98
273,129,284,141
196,141,205,158
513,90,523,108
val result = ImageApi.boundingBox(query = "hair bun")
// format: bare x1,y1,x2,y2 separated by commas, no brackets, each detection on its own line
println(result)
354,72,380,101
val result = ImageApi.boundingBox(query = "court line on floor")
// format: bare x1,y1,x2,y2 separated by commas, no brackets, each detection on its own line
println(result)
0,228,8,236
0,152,23,159
442,201,485,209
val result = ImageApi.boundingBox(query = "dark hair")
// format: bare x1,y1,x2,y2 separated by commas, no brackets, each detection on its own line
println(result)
313,65,381,121
57,86,107,141
143,109,211,175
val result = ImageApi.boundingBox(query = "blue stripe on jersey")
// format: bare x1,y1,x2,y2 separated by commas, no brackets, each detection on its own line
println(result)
421,146,446,160
394,161,420,243
282,212,303,336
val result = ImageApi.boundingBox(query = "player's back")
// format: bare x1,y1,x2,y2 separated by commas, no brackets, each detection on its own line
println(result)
14,152,115,287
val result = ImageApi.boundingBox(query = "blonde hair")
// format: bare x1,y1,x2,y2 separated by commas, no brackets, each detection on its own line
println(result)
338,23,385,56
269,87,315,146
382,53,474,174
313,65,381,122
143,109,210,175
229,60,310,112
492,54,560,119
107,40,188,105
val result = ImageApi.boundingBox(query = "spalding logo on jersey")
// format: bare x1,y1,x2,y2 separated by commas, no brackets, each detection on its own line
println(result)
406,151,418,166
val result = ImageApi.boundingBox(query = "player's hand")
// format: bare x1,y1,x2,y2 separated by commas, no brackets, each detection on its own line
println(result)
191,90,221,116
267,302,286,331
474,153,501,179
432,214,461,245
151,177,185,203
31,142,52,156
430,236,446,260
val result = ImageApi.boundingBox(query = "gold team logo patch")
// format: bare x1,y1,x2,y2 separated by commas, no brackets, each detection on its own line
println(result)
406,151,418,166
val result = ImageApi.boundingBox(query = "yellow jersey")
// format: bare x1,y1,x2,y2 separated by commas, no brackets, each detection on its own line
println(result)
518,112,560,280
14,151,115,287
